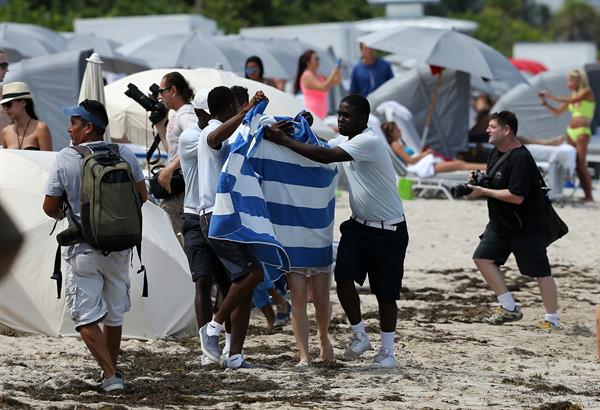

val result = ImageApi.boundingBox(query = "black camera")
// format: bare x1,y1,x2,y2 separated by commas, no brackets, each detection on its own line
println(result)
450,170,490,198
124,83,168,125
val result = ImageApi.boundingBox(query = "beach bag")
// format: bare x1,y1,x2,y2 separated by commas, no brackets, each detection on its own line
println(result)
52,144,147,298
148,165,185,199
527,154,568,246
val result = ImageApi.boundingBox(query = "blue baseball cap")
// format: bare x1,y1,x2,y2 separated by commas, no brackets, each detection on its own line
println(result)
62,103,108,129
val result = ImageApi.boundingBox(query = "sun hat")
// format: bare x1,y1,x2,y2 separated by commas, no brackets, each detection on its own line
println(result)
0,82,32,105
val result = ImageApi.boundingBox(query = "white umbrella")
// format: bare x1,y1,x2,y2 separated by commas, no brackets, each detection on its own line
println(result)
79,52,111,142
213,36,290,79
0,22,66,58
0,150,195,339
64,34,149,75
104,68,336,146
116,33,233,71
359,27,528,146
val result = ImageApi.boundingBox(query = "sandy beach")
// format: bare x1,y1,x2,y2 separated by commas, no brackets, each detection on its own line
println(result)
1,194,599,409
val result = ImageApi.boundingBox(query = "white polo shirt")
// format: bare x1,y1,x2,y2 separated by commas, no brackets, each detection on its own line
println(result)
329,128,405,222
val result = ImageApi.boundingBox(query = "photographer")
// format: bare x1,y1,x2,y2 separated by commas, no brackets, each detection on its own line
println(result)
470,111,559,330
154,72,197,233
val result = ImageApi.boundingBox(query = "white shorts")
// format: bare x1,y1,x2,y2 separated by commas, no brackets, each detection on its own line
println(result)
288,266,333,277
64,250,131,331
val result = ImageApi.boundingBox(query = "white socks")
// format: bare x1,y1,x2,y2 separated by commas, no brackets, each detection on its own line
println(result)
545,313,559,326
497,292,517,312
207,320,223,337
224,331,231,353
351,320,366,335
380,331,395,351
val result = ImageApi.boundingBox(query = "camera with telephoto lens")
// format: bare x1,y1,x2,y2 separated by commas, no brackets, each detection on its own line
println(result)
124,83,168,125
450,170,490,198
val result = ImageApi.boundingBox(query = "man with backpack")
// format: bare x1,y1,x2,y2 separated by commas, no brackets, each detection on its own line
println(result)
43,99,148,392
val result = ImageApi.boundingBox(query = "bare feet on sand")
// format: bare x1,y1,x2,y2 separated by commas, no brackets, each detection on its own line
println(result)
320,338,335,363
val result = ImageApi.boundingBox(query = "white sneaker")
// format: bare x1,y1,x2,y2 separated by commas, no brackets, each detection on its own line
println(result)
343,331,372,358
200,354,213,366
371,348,396,368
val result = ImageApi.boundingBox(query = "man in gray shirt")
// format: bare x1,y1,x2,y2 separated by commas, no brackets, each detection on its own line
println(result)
265,94,408,368
43,100,147,391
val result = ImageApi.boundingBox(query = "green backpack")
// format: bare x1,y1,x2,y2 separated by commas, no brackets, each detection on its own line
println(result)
52,143,147,298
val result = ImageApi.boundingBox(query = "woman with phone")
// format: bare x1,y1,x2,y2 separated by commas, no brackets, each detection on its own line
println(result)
293,50,341,119
536,69,595,202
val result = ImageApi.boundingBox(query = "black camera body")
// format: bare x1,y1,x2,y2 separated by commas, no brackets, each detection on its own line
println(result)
450,170,491,198
124,83,168,125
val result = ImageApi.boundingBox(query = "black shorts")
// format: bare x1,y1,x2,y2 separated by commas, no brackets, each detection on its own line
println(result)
199,212,262,282
473,225,551,278
334,218,409,301
182,213,229,285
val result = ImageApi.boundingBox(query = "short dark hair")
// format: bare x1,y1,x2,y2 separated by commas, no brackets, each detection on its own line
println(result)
340,94,370,118
207,86,236,116
490,111,518,135
80,99,108,136
163,71,194,103
230,85,249,107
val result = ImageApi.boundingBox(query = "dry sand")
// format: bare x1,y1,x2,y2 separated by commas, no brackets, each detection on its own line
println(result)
1,194,599,409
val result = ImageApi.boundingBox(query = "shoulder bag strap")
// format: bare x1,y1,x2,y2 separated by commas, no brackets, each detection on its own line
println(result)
487,149,514,177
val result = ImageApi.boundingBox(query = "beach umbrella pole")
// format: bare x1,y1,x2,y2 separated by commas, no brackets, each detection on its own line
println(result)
421,68,444,150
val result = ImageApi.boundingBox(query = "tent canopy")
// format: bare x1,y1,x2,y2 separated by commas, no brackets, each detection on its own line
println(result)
0,150,194,339
104,68,336,147
368,67,470,158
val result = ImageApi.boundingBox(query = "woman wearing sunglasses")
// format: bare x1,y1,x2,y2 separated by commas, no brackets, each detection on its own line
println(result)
244,56,285,91
293,50,341,119
1,82,52,151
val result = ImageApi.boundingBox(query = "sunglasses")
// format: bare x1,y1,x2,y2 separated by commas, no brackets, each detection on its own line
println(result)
0,62,8,70
1,100,12,108
245,67,259,74
158,85,172,94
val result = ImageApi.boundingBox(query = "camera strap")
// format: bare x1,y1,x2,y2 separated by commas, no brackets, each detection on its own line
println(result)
146,131,162,165
487,149,514,178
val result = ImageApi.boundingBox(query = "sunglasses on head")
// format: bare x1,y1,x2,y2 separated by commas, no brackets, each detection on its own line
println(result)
0,62,8,70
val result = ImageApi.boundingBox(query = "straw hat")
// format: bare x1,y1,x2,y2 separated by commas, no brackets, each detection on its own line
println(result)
0,82,32,105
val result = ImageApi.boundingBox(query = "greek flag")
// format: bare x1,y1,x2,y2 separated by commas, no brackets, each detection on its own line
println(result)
209,100,337,273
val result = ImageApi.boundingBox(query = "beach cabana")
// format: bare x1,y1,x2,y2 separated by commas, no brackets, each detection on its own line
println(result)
368,67,470,159
0,150,195,339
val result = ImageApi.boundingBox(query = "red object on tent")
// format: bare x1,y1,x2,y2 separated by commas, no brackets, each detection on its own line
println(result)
429,65,445,75
509,58,547,75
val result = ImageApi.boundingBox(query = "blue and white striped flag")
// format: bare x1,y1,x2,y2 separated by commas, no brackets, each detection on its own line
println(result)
209,100,338,273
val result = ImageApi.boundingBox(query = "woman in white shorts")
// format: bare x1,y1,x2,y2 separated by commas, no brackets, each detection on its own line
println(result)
287,266,334,366
382,122,486,177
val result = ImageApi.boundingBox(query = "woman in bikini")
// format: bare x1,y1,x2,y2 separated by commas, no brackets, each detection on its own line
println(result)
1,82,52,151
537,69,595,202
381,122,486,178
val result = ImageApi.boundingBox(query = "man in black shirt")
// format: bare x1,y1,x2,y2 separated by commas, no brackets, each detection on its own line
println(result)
469,111,559,330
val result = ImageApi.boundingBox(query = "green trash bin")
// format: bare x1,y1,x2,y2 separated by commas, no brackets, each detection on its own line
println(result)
398,177,414,200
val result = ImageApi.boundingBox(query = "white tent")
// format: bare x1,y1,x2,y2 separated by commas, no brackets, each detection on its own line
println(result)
0,150,194,339
104,68,336,146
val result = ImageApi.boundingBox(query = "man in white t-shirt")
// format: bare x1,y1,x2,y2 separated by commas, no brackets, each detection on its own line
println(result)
264,94,408,368
197,86,268,369
178,120,230,366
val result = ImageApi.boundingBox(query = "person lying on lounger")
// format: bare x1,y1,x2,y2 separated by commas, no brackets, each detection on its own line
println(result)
381,122,486,178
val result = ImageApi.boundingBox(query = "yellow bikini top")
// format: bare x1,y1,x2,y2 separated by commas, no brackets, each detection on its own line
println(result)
568,99,596,119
